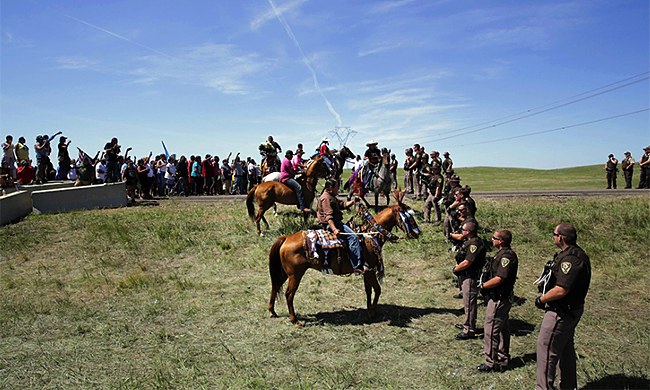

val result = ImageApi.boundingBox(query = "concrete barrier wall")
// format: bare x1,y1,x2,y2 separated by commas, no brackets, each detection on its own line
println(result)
19,181,75,195
0,191,33,226
31,182,127,214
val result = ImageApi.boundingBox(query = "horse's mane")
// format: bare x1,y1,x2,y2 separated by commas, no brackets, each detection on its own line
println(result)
306,156,324,176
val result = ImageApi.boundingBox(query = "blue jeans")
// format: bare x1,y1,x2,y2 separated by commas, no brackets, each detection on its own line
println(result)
334,221,362,269
283,178,305,209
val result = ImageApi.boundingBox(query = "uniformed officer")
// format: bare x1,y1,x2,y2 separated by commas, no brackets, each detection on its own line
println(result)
452,221,486,340
621,151,635,189
605,154,618,189
638,146,650,189
409,144,424,199
477,229,518,372
534,223,591,390
423,162,444,223
403,148,415,194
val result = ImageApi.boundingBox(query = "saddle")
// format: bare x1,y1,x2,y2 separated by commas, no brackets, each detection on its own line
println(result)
302,229,349,275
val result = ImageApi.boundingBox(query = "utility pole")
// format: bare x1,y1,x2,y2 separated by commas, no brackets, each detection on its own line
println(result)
330,126,357,147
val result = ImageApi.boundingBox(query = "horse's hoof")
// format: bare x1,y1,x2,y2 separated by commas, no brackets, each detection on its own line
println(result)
269,312,278,318
260,232,264,237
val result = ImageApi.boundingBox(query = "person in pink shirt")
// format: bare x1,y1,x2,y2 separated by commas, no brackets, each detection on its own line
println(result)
280,150,310,212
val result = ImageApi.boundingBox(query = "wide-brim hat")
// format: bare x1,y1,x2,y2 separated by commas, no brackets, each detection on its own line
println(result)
322,137,330,143
366,140,378,146
644,145,650,151
285,150,294,157
450,174,461,182
625,151,631,155
444,151,450,156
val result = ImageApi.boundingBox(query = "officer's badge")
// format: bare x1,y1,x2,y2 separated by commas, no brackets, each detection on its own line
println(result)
470,245,477,254
501,258,510,267
561,262,572,274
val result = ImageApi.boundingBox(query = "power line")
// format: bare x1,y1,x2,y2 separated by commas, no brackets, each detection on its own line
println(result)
399,71,649,149
448,108,649,148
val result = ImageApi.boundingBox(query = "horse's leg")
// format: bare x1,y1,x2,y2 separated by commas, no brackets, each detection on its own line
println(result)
268,272,288,318
285,270,306,326
364,271,382,319
363,276,373,316
256,205,271,237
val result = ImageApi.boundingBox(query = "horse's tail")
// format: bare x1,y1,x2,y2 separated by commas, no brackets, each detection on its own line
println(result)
269,236,288,297
246,185,258,221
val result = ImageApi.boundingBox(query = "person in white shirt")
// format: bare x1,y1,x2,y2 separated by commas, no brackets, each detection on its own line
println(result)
95,158,107,183
165,157,177,194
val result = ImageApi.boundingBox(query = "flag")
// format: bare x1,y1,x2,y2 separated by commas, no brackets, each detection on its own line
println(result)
77,147,92,164
161,140,170,159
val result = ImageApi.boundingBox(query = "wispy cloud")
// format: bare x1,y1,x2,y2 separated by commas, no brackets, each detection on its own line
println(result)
55,57,98,70
130,43,272,95
357,41,404,57
250,0,306,30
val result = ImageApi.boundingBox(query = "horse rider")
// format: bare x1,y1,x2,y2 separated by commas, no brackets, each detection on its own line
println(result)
317,179,368,274
362,140,381,190
259,135,282,172
280,150,311,213
318,137,336,175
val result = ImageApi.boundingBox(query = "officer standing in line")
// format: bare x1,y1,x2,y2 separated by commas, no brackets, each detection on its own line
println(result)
477,229,518,372
638,146,650,189
452,221,486,340
442,151,453,172
605,154,618,189
422,162,444,223
403,148,415,194
534,223,591,390
409,144,424,199
621,151,635,189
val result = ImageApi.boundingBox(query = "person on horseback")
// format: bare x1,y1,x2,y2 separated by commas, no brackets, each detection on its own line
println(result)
362,140,381,191
318,137,336,176
280,150,310,213
317,179,368,274
259,136,282,173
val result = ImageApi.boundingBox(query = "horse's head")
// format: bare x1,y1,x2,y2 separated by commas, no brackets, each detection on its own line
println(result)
391,188,421,239
381,148,391,164
339,145,355,160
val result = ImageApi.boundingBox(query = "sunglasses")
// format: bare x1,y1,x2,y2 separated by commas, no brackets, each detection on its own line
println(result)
553,232,561,237
492,236,501,241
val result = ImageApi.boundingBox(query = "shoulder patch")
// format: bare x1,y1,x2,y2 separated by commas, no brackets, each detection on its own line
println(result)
470,245,477,254
500,258,510,267
561,262,572,274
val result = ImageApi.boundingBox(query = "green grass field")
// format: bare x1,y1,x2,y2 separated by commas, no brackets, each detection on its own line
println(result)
1,191,649,388
343,164,639,191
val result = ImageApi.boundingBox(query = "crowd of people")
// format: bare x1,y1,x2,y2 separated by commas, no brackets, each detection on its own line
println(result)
0,133,300,201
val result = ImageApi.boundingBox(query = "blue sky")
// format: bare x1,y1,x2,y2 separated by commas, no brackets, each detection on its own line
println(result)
1,0,648,168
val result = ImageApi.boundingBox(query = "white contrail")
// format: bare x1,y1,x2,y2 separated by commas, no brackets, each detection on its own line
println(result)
52,7,175,60
267,0,343,126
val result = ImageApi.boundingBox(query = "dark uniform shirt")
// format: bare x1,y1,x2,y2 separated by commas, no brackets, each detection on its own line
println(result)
551,244,591,308
606,159,617,171
462,236,487,277
428,173,444,198
487,247,518,297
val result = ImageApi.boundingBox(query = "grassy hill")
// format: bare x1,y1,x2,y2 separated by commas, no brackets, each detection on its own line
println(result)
344,164,636,191
1,195,648,389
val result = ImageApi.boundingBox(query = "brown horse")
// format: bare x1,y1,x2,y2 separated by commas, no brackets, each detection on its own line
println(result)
246,156,328,236
267,190,421,325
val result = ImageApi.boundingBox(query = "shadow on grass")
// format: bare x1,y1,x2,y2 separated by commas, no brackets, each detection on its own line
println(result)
583,375,649,389
308,303,464,327
510,318,536,336
506,352,536,370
